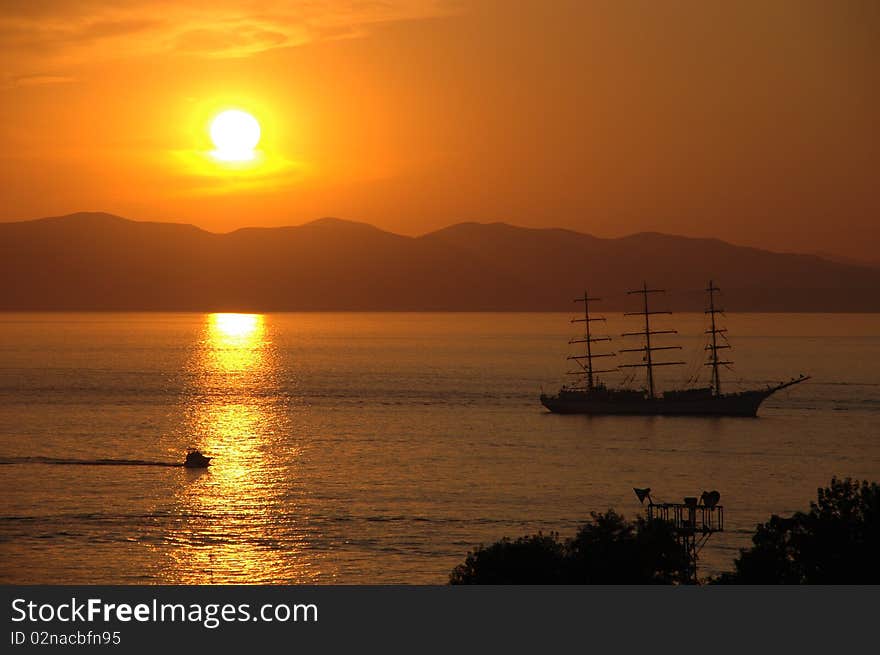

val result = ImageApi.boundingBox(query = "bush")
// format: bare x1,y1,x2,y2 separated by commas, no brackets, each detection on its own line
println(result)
449,532,567,584
569,510,689,584
716,477,880,584
449,511,689,584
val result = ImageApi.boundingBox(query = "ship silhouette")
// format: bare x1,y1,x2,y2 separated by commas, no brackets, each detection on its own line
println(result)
539,280,809,416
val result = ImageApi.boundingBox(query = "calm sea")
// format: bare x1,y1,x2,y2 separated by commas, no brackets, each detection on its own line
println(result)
1,312,878,584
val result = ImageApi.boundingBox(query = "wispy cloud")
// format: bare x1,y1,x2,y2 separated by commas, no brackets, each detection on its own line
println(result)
173,24,293,58
9,73,76,87
0,1,458,70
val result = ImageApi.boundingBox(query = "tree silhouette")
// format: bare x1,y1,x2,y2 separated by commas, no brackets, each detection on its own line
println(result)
717,477,880,584
449,532,567,584
449,511,688,584
569,510,688,584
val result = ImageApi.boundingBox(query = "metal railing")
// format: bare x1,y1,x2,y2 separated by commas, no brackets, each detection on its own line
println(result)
647,502,724,533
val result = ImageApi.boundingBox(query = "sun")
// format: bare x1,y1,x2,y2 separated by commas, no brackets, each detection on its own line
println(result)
211,313,261,339
210,109,261,162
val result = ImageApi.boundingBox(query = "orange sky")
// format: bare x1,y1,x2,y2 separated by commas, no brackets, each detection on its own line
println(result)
1,1,877,260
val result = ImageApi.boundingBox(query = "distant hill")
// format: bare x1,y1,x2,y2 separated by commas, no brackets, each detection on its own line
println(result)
810,251,880,270
1,212,878,311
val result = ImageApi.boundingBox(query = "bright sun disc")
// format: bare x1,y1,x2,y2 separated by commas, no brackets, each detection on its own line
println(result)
210,110,261,161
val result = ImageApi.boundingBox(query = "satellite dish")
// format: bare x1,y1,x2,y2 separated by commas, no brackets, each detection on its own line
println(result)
701,490,721,508
633,487,652,504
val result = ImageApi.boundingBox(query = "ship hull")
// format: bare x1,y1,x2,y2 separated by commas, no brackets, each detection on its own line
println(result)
540,389,775,417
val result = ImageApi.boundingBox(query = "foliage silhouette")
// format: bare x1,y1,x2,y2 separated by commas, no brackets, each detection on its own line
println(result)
449,511,688,584
716,477,880,584
568,510,688,584
449,532,568,584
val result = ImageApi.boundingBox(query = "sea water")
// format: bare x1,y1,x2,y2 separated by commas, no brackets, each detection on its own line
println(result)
1,312,878,583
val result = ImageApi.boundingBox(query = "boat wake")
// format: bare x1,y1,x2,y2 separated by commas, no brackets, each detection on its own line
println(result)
0,456,183,467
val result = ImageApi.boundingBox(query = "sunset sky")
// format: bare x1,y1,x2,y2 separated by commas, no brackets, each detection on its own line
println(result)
1,1,877,260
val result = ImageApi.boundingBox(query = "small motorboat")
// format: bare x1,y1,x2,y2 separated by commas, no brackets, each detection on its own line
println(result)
184,449,212,468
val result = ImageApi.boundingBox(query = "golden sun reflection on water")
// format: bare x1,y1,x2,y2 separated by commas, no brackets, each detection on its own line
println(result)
212,312,261,340
159,313,318,584
207,313,266,373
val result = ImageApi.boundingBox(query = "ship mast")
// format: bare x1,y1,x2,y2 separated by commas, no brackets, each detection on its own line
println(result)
567,290,615,391
619,282,685,399
705,280,732,396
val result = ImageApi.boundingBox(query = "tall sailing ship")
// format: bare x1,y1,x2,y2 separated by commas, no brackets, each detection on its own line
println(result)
539,281,809,416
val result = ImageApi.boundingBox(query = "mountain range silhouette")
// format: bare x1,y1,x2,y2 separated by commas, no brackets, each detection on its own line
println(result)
1,212,878,311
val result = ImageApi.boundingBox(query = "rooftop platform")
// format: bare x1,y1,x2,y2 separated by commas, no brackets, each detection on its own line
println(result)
646,501,724,534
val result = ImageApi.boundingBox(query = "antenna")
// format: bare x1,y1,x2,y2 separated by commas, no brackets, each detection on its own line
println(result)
618,281,685,399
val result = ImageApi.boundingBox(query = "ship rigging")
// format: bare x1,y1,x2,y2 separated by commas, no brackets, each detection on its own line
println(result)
540,280,809,416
